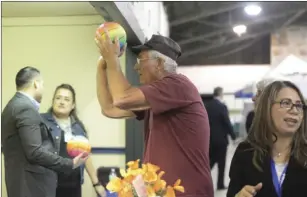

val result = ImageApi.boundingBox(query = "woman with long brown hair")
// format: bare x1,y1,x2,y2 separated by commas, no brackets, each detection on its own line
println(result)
41,84,106,197
227,81,307,197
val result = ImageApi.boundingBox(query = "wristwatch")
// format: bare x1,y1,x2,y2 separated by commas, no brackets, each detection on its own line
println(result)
93,182,101,187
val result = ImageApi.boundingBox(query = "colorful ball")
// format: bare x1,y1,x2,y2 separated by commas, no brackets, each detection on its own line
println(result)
66,136,91,158
96,22,127,51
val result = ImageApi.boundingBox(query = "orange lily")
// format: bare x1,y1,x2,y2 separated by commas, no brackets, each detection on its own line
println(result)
164,186,176,197
118,185,134,197
107,161,185,197
143,171,158,183
146,185,157,197
127,159,140,170
173,179,185,193
143,163,160,172
153,171,167,192
120,169,135,183
142,163,160,183
106,177,123,192
163,179,185,197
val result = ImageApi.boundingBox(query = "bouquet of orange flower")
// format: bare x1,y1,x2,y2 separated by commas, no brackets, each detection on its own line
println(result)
106,159,185,197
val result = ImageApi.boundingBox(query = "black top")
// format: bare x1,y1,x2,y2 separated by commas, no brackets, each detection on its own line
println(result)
204,98,236,146
41,112,88,187
245,110,255,133
227,142,307,197
57,129,81,187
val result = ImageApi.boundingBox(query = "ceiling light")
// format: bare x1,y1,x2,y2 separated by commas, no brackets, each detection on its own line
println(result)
233,25,247,36
244,4,262,16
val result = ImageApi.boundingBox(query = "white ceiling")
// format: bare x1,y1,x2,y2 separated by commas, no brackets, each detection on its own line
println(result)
2,2,99,17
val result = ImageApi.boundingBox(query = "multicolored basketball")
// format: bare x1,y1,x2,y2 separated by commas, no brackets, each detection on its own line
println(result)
96,22,127,51
66,136,91,157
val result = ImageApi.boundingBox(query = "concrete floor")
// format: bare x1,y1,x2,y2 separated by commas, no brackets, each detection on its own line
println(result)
211,142,238,197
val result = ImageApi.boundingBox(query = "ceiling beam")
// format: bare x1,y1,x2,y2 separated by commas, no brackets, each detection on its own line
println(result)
177,9,300,46
170,3,243,27
181,9,307,58
196,20,227,28
181,30,272,58
279,9,306,28
205,38,260,59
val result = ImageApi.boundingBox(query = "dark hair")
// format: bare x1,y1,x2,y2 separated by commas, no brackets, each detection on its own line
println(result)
48,84,88,136
247,80,307,170
213,87,223,97
15,66,40,90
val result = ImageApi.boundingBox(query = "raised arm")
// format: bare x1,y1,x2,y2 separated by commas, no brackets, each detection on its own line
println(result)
95,30,191,114
95,32,151,113
96,56,136,119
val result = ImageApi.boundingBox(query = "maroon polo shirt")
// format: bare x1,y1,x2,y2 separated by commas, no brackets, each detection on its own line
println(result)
135,73,214,197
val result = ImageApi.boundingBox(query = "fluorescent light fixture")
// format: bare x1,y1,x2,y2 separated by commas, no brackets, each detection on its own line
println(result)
233,24,247,36
244,4,262,16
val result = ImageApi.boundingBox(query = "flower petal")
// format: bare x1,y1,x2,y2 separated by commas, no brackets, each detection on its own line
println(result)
120,169,127,177
164,186,176,197
106,177,122,192
174,186,185,193
127,159,140,170
174,179,181,186
146,163,160,172
158,171,165,178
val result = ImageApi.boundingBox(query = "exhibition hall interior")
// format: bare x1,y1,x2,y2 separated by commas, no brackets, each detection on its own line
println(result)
2,1,307,197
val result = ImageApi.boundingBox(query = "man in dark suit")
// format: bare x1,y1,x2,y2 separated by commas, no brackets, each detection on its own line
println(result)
204,87,236,190
1,67,89,197
245,78,276,134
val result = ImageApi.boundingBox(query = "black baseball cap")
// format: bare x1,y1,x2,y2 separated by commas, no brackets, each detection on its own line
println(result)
131,35,182,61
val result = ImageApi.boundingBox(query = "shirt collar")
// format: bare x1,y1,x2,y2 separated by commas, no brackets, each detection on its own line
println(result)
214,97,225,104
44,111,76,125
18,91,40,111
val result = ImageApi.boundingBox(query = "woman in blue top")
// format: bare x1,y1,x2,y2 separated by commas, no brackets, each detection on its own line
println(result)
41,84,106,197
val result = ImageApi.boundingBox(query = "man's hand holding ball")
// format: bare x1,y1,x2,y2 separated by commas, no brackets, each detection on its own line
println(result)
72,152,89,169
95,22,127,62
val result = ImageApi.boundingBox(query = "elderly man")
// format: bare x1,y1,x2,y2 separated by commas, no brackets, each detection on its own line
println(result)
245,78,277,133
95,32,214,197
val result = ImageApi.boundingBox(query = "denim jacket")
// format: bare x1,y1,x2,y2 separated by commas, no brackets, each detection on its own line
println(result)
41,112,86,185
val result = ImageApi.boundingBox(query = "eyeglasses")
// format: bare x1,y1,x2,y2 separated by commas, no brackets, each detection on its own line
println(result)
136,57,158,64
275,98,306,112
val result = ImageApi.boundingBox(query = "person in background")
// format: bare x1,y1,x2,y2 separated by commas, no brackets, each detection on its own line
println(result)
1,67,88,197
245,78,276,133
95,32,214,197
41,84,106,197
204,87,236,190
227,81,307,197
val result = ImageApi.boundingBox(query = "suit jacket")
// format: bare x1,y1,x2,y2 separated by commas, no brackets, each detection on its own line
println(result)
1,92,73,197
227,142,307,197
204,98,236,146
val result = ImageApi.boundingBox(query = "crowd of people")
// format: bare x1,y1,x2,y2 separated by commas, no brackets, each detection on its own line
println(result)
2,29,307,197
